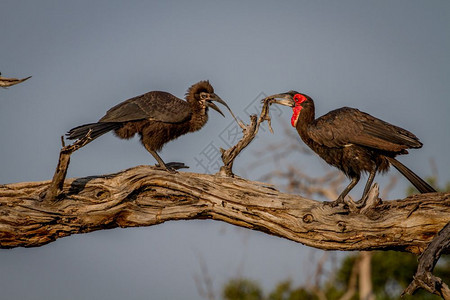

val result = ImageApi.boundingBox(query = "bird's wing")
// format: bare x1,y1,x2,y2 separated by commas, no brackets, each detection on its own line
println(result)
99,91,192,123
307,107,422,151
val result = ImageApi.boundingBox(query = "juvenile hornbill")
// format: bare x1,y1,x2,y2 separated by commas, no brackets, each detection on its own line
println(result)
266,91,436,206
67,80,230,171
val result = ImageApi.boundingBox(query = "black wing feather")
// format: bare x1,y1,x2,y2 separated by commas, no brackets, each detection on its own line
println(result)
308,107,422,151
99,91,192,123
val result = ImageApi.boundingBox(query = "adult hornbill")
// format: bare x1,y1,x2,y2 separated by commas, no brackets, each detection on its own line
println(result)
266,91,436,206
67,80,230,171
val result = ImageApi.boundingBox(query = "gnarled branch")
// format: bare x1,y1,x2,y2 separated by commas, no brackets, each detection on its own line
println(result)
1,165,448,252
43,131,93,201
219,97,272,177
403,222,450,299
0,73,31,88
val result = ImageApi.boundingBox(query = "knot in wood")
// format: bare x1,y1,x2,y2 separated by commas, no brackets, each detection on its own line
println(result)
337,221,346,232
302,214,314,223
95,189,109,200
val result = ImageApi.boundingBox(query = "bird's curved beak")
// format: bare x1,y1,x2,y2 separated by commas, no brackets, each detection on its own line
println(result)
265,93,295,107
205,93,230,117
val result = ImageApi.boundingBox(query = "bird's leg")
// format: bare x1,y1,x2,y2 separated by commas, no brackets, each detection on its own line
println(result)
149,150,171,171
326,176,360,207
357,165,378,208
143,145,188,172
142,144,174,172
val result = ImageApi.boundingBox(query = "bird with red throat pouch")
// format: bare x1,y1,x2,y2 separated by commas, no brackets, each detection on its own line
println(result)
266,91,436,207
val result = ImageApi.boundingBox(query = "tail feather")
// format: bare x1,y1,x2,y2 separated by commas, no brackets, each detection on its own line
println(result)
66,122,120,141
386,157,436,193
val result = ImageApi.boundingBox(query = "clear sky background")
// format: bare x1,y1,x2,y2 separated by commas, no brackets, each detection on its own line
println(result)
1,1,449,299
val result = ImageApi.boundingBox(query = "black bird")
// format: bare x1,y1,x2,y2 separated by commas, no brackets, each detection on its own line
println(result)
67,80,230,171
267,91,436,206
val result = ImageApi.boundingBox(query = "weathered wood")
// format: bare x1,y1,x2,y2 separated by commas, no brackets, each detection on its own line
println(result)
44,132,93,201
0,165,448,251
219,97,272,177
0,74,31,88
403,222,450,299
219,115,258,177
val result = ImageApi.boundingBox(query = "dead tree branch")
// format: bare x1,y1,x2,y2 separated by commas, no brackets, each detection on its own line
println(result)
0,73,31,88
0,166,448,252
402,222,450,299
43,131,93,201
219,98,273,177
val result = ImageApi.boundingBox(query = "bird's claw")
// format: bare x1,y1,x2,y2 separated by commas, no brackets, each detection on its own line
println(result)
355,198,367,209
324,199,344,207
323,196,350,208
324,196,358,212
155,162,189,173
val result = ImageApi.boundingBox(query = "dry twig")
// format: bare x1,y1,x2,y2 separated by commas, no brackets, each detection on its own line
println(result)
43,130,93,201
0,73,31,88
218,98,273,177
402,222,450,299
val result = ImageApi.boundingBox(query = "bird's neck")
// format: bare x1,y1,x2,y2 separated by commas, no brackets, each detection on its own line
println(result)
295,103,315,143
189,105,209,132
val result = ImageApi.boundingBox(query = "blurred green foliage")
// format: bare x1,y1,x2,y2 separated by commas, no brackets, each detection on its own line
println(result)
223,278,263,300
223,253,449,300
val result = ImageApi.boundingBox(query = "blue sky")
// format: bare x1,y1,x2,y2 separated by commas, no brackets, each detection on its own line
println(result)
1,1,449,299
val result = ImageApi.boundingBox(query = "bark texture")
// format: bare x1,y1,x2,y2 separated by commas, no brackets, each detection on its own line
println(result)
403,222,450,299
0,74,31,87
0,165,448,251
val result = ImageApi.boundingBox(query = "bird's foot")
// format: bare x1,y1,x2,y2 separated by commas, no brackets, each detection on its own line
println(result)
324,197,346,208
355,197,367,209
155,162,189,173
324,196,357,211
356,183,381,210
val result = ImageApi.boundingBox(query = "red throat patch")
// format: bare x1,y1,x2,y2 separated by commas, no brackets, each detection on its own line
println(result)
291,94,307,127
291,106,302,127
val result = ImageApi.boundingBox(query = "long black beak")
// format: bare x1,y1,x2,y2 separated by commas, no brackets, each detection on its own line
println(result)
264,93,295,107
205,93,231,117
206,93,245,128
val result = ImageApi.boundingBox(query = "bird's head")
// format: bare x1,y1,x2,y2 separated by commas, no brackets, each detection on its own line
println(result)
187,80,230,117
265,91,311,127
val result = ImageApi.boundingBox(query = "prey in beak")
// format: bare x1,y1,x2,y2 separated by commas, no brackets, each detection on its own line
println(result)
264,92,296,107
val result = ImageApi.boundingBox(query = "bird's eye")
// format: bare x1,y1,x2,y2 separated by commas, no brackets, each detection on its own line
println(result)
294,94,306,104
200,93,208,99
